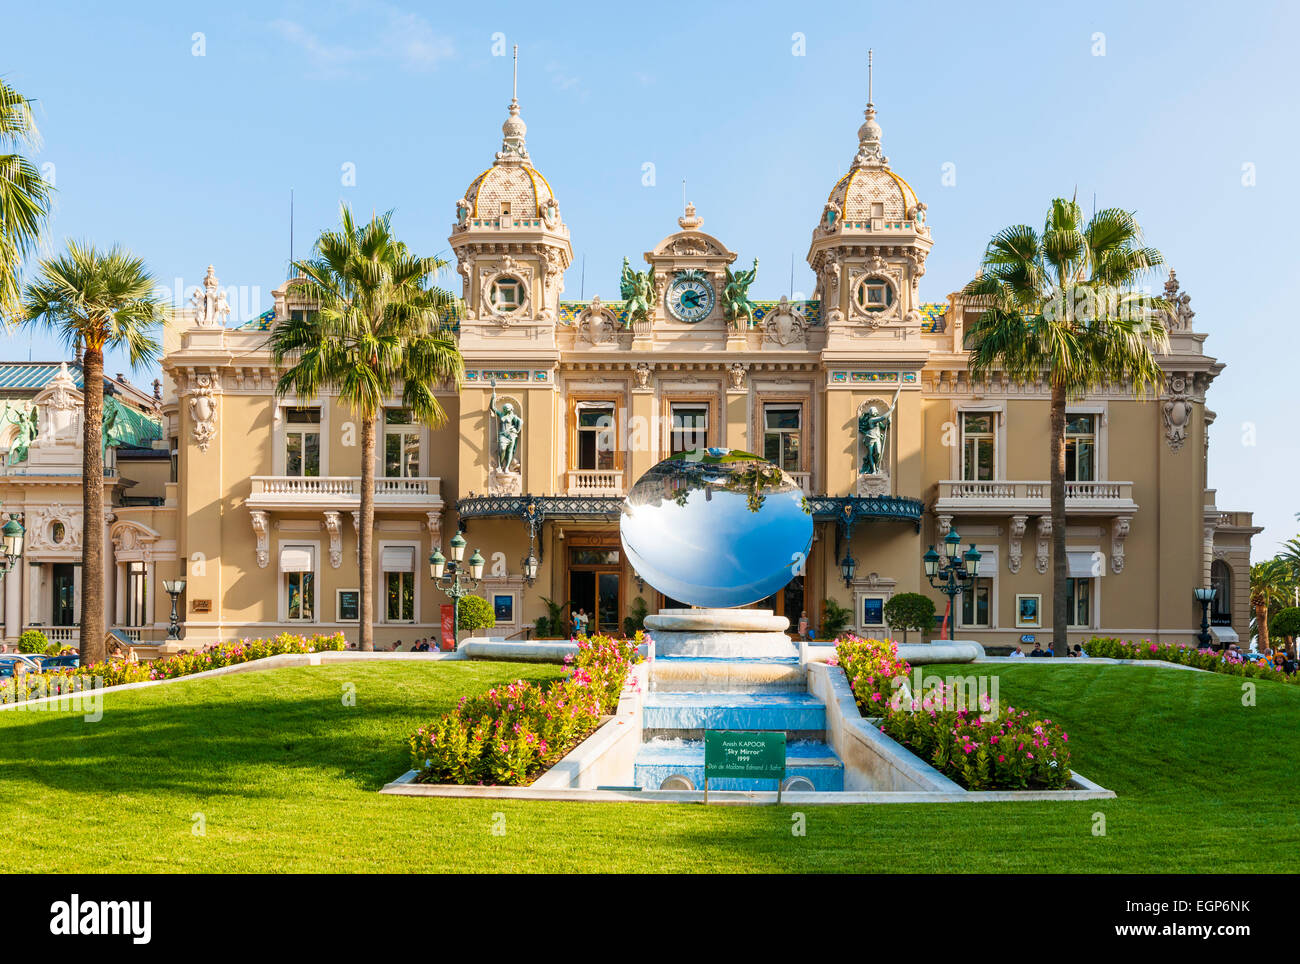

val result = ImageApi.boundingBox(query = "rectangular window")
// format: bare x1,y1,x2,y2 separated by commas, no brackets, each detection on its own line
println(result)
384,409,421,478
575,402,616,470
960,577,992,628
762,405,802,473
670,403,709,455
961,413,995,481
286,571,315,621
1065,414,1096,482
385,572,415,622
1066,578,1092,628
126,562,148,627
284,407,321,478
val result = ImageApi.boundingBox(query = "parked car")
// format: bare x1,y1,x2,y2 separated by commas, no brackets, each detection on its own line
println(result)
39,654,80,671
0,655,35,678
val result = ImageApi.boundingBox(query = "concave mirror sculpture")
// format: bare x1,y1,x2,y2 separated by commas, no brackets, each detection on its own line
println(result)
619,449,813,609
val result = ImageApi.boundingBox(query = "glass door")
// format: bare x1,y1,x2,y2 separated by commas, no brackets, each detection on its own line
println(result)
52,564,76,626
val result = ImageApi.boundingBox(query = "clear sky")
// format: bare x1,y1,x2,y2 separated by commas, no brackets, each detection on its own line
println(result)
4,0,1297,557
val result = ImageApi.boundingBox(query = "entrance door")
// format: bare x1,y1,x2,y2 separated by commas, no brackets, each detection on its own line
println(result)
52,564,76,626
567,544,622,634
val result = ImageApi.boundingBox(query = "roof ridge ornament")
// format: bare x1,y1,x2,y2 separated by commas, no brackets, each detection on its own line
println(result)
678,201,703,231
852,49,888,169
497,44,530,163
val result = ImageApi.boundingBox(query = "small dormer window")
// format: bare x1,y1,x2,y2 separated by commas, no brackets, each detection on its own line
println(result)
491,277,524,313
871,202,884,219
855,277,893,312
500,201,512,218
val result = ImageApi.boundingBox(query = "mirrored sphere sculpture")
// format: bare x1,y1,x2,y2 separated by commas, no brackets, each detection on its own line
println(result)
619,449,813,609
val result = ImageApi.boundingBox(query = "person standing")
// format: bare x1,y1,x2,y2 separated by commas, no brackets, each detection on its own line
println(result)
797,610,810,640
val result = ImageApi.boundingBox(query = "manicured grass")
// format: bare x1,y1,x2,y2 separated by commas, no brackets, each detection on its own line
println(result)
0,659,1296,872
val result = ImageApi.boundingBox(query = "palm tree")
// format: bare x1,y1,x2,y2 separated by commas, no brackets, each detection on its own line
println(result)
19,242,166,664
1249,559,1292,651
0,78,54,321
962,198,1169,656
269,204,464,651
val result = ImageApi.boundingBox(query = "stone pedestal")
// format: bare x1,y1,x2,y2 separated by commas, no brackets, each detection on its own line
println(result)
642,608,798,658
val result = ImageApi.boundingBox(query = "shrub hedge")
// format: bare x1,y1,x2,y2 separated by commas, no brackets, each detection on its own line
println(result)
409,631,642,786
833,634,1073,790
0,632,348,705
1085,636,1299,684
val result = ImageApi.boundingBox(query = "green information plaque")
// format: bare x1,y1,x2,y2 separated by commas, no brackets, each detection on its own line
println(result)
703,730,787,802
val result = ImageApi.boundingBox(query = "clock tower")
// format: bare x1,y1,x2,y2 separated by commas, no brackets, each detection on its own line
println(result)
641,202,745,348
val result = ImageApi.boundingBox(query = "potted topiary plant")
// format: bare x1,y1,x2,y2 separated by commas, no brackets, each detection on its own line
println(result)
883,592,937,644
457,595,495,637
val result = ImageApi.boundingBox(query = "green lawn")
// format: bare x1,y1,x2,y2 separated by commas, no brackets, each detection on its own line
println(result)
0,659,1296,872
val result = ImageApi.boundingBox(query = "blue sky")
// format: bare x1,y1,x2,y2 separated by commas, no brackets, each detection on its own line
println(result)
4,0,1298,556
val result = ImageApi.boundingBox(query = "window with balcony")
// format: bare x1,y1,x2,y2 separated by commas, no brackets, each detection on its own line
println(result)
961,413,995,481
1066,414,1096,482
670,403,709,455
575,402,617,470
1066,577,1093,628
384,408,421,478
960,577,993,628
284,408,321,478
762,405,802,473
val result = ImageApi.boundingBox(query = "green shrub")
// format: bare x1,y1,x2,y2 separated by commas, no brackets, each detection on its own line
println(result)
534,596,571,638
410,632,642,786
883,592,936,644
622,596,648,637
457,595,495,633
821,598,853,639
1086,636,1299,684
1271,607,1300,642
17,629,48,654
834,634,1073,790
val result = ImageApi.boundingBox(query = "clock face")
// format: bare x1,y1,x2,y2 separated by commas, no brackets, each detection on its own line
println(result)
666,274,715,323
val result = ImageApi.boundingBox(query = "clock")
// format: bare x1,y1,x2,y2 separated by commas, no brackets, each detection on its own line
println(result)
666,271,715,323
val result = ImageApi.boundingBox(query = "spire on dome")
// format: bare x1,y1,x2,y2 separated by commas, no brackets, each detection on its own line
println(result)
497,44,529,162
852,49,887,169
678,201,703,231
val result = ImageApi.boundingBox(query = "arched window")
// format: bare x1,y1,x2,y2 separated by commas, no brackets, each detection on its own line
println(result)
1211,560,1232,623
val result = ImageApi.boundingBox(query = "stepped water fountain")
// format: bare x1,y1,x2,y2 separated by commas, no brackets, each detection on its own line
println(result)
620,450,844,791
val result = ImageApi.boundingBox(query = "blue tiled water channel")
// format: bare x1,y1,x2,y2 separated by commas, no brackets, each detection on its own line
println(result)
632,656,844,791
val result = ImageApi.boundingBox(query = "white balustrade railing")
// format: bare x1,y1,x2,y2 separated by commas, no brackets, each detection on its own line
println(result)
250,476,441,503
788,472,813,494
567,469,624,495
937,480,1134,506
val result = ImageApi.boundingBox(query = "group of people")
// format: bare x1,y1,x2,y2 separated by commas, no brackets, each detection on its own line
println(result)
389,638,441,652
1008,643,1087,658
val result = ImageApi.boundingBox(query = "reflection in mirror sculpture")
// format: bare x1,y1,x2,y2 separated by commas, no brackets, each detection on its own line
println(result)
619,449,813,609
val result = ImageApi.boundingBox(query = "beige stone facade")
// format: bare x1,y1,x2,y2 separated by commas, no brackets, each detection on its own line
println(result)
144,88,1258,652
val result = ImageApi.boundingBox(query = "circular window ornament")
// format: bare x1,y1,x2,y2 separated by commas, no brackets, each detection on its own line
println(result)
854,277,893,312
489,277,525,314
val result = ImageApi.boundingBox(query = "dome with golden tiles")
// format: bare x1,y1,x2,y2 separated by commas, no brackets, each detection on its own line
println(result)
456,97,559,226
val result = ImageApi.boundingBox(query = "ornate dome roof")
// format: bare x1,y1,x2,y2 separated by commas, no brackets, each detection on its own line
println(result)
457,97,559,223
821,56,926,229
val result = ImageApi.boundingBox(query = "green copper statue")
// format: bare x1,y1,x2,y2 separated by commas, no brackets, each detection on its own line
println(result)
619,257,657,329
1,402,38,465
723,258,759,329
858,388,900,476
102,395,129,458
489,379,522,473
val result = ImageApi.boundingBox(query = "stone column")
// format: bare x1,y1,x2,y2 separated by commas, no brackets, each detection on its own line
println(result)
115,562,127,625
3,557,21,643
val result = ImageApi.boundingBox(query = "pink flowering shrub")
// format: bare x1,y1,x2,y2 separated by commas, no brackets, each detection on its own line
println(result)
0,632,346,705
834,635,1073,790
1085,636,1298,684
410,631,643,786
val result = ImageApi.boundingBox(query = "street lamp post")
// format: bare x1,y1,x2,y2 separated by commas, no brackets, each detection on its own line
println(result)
0,515,25,580
923,528,982,643
1194,586,1217,650
429,531,485,651
162,578,187,640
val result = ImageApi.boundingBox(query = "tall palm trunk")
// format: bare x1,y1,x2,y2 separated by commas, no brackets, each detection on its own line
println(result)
358,413,376,651
80,346,106,665
1255,602,1270,652
1050,381,1068,657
